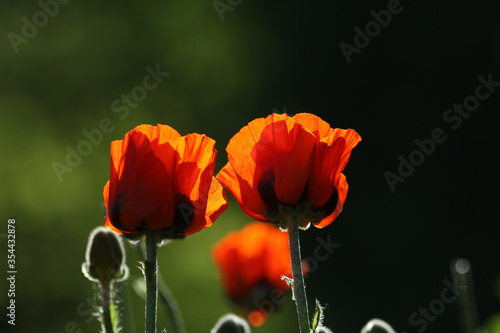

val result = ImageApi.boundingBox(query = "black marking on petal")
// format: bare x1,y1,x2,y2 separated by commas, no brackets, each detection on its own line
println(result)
111,194,127,231
135,219,149,232
319,187,339,216
258,170,279,212
171,193,195,233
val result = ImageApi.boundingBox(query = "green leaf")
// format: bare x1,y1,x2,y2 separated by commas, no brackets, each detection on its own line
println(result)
311,299,324,332
132,277,146,299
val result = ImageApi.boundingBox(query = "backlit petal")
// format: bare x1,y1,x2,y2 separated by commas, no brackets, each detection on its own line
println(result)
308,129,361,227
220,113,316,217
313,173,349,228
292,113,335,140
217,163,267,221
104,124,225,236
168,134,222,235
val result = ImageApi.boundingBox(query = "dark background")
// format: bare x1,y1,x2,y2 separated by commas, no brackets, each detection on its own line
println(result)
1,0,499,332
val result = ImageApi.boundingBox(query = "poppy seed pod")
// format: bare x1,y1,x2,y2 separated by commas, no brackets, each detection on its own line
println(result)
82,226,127,284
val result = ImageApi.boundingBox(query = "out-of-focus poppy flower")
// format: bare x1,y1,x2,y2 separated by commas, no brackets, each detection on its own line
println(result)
212,222,306,326
216,113,361,229
103,124,228,239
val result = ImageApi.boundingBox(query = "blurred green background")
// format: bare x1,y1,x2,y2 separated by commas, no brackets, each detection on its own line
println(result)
1,0,500,332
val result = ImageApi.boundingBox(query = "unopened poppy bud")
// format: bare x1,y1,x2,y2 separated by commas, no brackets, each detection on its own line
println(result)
211,314,252,333
82,226,127,284
360,318,396,333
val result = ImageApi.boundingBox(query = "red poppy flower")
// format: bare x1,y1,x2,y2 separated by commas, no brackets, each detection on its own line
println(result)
212,222,305,326
216,113,361,228
103,124,228,238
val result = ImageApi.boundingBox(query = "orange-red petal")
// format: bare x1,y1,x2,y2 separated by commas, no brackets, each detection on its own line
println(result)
314,173,349,228
308,128,361,227
218,114,317,219
106,129,175,232
212,223,293,299
170,134,217,234
103,124,226,236
217,162,268,221
253,118,316,206
292,113,335,140
199,177,229,232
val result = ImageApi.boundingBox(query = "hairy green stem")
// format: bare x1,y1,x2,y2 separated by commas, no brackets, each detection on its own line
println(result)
101,281,114,333
137,243,186,333
145,231,158,333
287,215,310,333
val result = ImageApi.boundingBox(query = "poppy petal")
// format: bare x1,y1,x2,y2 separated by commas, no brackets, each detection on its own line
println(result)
103,181,127,234
167,134,222,235
108,130,175,231
133,124,181,146
314,173,349,228
202,177,229,229
104,124,225,237
217,163,267,221
264,121,316,205
212,222,305,323
308,128,361,227
218,115,285,219
220,114,317,217
292,113,335,140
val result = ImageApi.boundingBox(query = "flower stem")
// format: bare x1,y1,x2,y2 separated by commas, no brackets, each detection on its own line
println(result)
158,274,187,333
100,281,114,333
287,215,310,333
137,243,187,333
145,231,158,333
